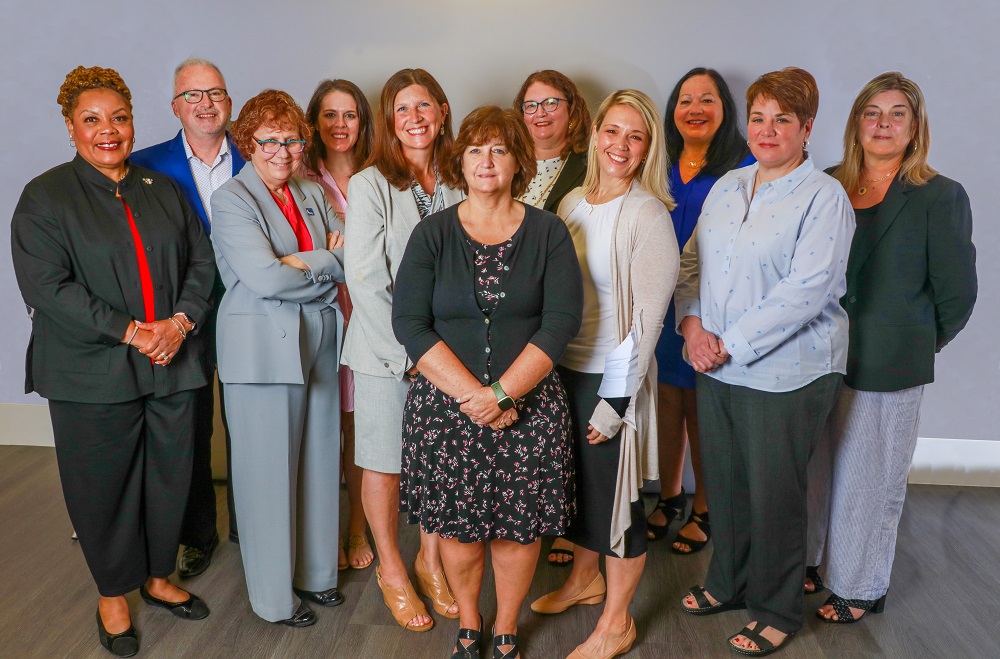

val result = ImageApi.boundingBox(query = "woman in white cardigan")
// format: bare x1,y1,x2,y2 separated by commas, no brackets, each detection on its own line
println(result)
531,89,678,659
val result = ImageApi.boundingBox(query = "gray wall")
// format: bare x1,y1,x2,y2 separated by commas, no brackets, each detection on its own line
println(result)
1,0,996,441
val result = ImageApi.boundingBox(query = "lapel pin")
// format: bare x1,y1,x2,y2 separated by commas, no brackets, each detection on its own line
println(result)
143,177,153,185
305,207,315,216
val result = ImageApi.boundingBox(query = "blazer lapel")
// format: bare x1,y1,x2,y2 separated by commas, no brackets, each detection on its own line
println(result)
166,132,211,229
848,177,911,278
544,150,587,213
239,168,301,255
389,182,423,234
288,179,326,250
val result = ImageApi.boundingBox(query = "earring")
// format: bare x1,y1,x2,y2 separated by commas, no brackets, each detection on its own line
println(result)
568,122,575,130
131,137,135,144
746,140,750,147
69,139,75,147
439,124,444,136
803,140,809,148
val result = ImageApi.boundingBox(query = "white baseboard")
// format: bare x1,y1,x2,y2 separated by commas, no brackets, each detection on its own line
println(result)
908,437,1000,487
0,403,53,447
1,403,997,486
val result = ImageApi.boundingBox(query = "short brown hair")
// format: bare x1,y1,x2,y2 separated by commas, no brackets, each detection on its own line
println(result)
513,70,591,156
745,67,819,124
304,78,374,173
57,66,132,118
364,69,453,191
442,106,536,198
231,89,312,161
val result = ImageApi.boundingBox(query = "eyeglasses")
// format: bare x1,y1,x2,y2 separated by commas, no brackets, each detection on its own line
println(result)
173,88,228,104
254,137,307,154
521,97,566,115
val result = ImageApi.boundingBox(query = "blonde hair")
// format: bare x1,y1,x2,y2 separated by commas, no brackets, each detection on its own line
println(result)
832,72,937,193
582,89,674,210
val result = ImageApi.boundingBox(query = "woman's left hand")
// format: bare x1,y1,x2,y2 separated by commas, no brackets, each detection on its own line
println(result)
279,254,309,270
586,424,610,445
134,319,184,366
457,386,503,425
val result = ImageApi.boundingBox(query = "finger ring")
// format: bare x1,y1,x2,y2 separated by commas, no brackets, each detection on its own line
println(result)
159,353,168,359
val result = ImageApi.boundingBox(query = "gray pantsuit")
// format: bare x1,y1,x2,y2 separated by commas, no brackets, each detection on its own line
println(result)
698,372,842,634
211,166,347,622
225,305,341,621
807,384,923,601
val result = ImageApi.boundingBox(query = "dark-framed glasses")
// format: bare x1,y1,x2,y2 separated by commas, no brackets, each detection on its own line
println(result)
254,137,307,154
521,97,566,115
173,88,228,104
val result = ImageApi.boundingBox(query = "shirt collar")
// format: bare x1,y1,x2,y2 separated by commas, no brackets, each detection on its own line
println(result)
736,155,815,202
72,153,135,195
180,129,230,166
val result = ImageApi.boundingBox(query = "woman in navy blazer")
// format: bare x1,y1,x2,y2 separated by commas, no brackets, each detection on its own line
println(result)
807,72,977,625
210,90,346,627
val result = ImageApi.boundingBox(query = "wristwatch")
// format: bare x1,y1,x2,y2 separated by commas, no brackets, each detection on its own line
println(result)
490,382,515,411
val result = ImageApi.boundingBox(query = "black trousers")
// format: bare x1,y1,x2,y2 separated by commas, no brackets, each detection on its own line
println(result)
49,389,197,596
559,366,645,558
180,377,237,548
697,372,841,634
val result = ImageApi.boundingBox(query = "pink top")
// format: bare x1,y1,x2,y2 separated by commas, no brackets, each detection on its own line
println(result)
300,162,355,411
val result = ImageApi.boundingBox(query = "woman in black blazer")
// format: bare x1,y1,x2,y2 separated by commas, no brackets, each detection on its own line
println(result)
11,66,215,657
807,72,977,624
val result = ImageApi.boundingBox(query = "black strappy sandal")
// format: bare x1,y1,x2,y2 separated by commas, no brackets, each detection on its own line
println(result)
671,510,711,554
451,615,484,658
804,565,825,594
728,625,794,657
817,592,887,624
647,488,687,541
492,631,519,659
680,585,747,616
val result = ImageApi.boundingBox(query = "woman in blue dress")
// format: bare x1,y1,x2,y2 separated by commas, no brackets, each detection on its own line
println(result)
647,68,753,553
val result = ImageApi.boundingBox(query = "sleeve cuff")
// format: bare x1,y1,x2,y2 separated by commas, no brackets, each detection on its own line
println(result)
589,398,624,439
720,324,757,366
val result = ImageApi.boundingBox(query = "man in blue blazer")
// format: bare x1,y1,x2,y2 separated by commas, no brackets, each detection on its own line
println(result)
131,57,246,578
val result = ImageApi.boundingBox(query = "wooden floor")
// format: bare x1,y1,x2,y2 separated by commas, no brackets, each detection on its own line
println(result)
0,444,994,658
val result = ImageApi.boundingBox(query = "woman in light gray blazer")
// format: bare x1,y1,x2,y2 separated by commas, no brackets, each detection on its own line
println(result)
211,90,346,627
342,68,464,632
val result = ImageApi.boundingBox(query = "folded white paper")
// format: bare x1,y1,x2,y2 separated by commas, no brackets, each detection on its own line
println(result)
597,321,643,399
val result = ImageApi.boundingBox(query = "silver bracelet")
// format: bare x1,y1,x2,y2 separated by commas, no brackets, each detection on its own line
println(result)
125,323,140,346
168,316,187,339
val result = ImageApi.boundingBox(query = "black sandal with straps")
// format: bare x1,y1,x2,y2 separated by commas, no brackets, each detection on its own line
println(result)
817,592,887,624
804,565,825,594
647,488,687,541
451,615,484,658
680,585,747,616
671,510,711,554
492,632,519,659
728,625,795,657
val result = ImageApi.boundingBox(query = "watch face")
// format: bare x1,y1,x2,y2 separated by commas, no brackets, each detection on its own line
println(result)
498,396,515,411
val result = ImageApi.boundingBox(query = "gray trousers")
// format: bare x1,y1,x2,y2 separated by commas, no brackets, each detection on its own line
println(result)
225,307,341,622
698,372,842,634
807,384,923,601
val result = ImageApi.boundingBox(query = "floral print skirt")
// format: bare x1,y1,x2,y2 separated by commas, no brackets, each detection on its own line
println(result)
399,370,574,544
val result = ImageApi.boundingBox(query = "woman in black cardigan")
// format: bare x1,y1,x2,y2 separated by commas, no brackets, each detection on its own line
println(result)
393,106,582,659
807,72,977,624
11,66,215,657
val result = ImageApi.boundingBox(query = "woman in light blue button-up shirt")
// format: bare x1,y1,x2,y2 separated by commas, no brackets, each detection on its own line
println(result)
674,68,855,656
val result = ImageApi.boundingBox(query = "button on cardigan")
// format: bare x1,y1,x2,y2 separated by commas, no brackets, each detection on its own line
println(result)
392,204,583,383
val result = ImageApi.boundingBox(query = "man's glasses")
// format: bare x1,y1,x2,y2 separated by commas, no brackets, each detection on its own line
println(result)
521,97,566,115
173,88,228,104
254,137,307,154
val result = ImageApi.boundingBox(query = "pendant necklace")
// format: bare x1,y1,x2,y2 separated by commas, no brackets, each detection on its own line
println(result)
858,167,898,196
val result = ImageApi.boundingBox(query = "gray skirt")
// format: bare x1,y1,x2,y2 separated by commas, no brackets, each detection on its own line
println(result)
353,371,410,474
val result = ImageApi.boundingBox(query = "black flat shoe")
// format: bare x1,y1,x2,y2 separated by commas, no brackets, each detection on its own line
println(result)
277,602,317,627
96,609,139,657
139,585,210,620
647,487,687,541
293,586,344,607
177,533,220,579
681,585,747,616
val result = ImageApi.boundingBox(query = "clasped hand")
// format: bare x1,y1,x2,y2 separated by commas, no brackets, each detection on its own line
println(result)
133,319,186,366
457,386,519,430
680,316,729,373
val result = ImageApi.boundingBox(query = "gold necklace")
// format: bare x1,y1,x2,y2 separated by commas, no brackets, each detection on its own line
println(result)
857,167,898,196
